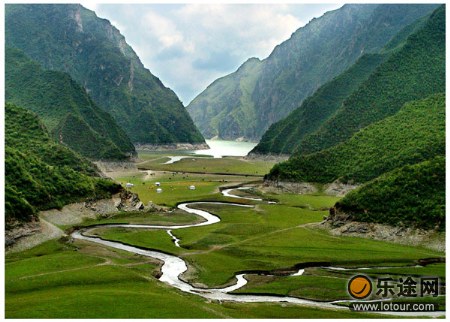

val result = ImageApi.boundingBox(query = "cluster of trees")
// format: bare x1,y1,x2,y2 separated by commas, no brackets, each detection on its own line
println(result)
268,94,445,183
5,47,136,160
336,156,445,230
5,103,122,229
265,6,445,229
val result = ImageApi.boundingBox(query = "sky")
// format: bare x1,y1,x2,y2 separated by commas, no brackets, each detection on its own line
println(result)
81,3,342,105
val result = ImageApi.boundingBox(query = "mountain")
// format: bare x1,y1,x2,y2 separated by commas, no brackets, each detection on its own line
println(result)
252,53,388,155
251,11,429,156
187,57,262,140
5,4,206,147
5,103,122,229
187,4,439,141
6,47,136,160
296,5,445,155
333,156,445,230
267,93,445,184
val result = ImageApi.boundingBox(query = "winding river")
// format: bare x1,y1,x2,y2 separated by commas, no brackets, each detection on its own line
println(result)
71,188,443,317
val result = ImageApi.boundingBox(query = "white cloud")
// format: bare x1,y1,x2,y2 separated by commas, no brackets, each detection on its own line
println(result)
80,1,98,12
173,4,303,59
141,11,184,49
92,4,340,104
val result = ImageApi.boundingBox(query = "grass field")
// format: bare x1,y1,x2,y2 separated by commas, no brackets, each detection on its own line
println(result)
233,264,445,301
79,210,205,227
5,153,445,318
115,171,259,207
137,154,276,176
6,239,385,318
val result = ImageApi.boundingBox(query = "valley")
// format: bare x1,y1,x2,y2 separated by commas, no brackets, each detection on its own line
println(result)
5,147,445,318
4,3,445,319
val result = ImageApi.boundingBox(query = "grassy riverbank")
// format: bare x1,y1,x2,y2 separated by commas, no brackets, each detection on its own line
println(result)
5,153,445,318
7,239,385,318
91,197,442,288
137,151,276,176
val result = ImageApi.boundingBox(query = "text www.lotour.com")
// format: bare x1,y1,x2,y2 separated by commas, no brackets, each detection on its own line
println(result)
350,302,438,312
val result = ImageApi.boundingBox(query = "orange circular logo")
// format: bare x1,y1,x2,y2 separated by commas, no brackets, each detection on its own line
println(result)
348,275,372,299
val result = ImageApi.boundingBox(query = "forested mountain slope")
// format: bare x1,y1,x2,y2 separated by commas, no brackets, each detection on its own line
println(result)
252,53,387,155
5,103,122,229
187,4,438,141
252,11,430,155
333,156,445,230
296,5,445,155
267,94,445,184
6,47,136,160
187,57,262,140
5,4,205,146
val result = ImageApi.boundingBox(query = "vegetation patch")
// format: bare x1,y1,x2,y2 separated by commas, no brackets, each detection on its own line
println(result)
268,93,445,184
139,156,276,176
5,103,122,229
334,156,445,230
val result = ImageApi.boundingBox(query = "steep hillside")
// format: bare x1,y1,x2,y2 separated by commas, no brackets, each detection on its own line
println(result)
188,58,262,140
297,5,445,155
252,12,430,156
5,4,205,147
333,156,445,230
187,4,438,141
252,53,387,155
6,47,135,160
5,103,122,229
267,94,445,184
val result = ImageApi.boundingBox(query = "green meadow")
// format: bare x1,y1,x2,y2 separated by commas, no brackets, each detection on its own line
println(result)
115,171,257,207
7,239,385,318
137,152,276,176
5,154,444,318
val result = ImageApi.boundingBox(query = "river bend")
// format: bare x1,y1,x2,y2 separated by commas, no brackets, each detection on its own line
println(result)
71,189,443,317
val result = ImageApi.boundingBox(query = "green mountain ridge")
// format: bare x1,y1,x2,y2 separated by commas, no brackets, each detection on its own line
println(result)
5,103,122,229
5,47,136,160
189,57,262,140
260,5,445,231
297,4,445,155
251,11,431,156
251,53,388,155
334,156,445,230
5,4,205,146
267,93,445,184
187,4,439,141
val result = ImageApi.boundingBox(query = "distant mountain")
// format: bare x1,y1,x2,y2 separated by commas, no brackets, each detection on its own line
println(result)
6,47,136,160
267,93,445,184
5,4,205,147
188,57,262,140
5,103,121,229
187,4,439,141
